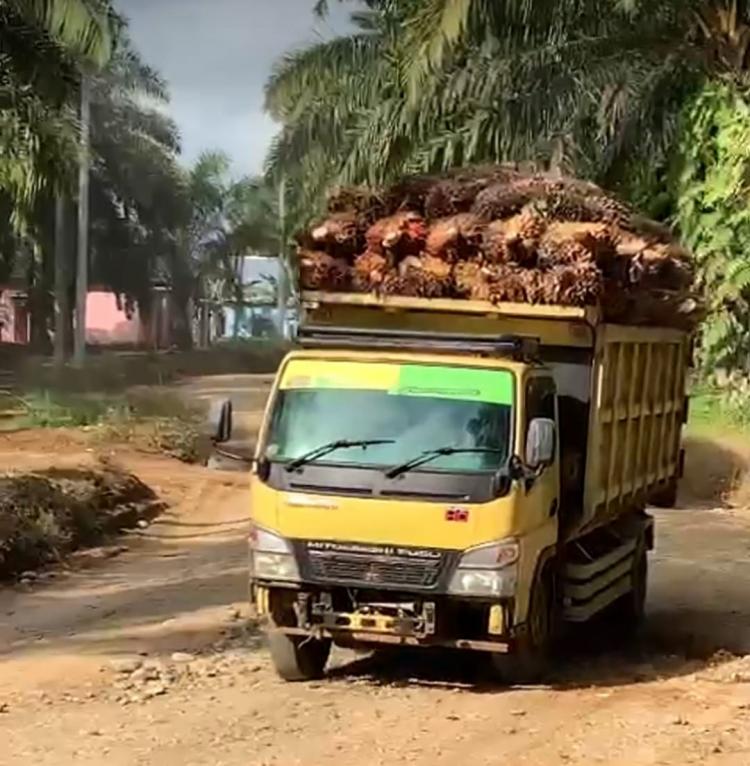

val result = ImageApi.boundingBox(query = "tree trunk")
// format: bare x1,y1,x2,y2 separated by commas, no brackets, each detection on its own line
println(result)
276,258,289,340
276,177,288,339
27,248,53,354
54,195,68,367
197,301,210,348
232,288,244,340
74,74,91,367
65,281,75,354
170,287,194,351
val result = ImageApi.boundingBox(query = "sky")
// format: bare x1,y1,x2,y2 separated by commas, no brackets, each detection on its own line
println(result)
116,0,355,177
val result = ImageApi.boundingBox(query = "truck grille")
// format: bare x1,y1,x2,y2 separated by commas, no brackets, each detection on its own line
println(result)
300,542,447,590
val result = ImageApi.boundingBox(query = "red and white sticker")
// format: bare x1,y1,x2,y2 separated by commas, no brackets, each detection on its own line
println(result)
445,507,470,522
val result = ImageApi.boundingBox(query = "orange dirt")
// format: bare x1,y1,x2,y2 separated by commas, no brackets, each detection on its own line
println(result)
1,376,750,765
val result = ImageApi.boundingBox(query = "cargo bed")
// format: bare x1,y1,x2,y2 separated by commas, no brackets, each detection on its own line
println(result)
300,290,690,535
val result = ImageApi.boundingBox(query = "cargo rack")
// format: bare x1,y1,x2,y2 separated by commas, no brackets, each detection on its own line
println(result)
301,291,600,323
298,325,541,361
299,291,600,351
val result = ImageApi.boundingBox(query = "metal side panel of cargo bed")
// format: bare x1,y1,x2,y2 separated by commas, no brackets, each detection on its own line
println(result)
301,291,598,350
580,324,690,532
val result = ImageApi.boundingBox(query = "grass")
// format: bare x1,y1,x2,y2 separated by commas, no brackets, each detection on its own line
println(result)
9,391,123,429
687,387,750,436
0,387,208,463
683,385,750,508
14,342,287,395
0,342,290,462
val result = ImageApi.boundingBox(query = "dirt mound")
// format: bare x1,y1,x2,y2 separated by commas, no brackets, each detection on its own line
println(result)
0,465,163,579
681,434,750,508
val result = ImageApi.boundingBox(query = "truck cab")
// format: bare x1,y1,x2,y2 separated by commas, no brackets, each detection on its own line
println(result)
248,294,689,682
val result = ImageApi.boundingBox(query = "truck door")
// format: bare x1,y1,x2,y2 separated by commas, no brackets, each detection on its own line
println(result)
513,374,561,624
523,375,560,524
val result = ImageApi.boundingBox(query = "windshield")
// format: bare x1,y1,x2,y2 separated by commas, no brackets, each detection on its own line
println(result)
265,360,514,473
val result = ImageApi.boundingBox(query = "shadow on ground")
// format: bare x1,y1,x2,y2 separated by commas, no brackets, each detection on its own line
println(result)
324,433,750,694
3,431,750,698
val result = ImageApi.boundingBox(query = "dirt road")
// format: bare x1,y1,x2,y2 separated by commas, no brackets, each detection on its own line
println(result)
2,376,750,765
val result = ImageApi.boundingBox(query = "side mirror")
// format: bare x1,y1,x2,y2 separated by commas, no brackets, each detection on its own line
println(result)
525,418,555,469
209,398,233,444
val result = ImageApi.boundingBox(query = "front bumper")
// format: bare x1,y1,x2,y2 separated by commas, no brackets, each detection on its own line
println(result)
251,582,513,654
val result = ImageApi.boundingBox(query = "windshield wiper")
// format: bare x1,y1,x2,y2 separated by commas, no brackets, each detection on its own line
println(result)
385,446,505,479
285,439,395,472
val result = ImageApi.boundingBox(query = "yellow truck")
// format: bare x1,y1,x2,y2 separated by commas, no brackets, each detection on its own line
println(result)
244,291,690,682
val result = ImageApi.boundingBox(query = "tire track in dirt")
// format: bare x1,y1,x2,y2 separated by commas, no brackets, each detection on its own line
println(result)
3,385,750,764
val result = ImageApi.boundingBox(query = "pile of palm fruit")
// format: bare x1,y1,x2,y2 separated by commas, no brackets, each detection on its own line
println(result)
296,166,702,329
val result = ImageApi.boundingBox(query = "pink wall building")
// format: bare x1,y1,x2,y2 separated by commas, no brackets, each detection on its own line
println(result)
0,290,29,344
85,291,143,345
0,287,168,348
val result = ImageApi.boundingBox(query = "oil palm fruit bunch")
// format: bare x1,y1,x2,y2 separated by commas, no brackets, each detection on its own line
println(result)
352,250,390,291
492,207,547,267
326,186,387,223
365,211,427,258
425,214,484,262
298,251,351,291
295,166,701,330
311,211,366,259
543,262,604,306
484,265,528,304
453,261,487,299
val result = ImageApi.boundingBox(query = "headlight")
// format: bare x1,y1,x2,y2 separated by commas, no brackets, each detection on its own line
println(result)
448,539,519,598
249,526,300,582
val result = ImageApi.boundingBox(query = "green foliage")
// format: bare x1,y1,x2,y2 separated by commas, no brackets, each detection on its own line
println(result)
8,0,114,64
4,386,205,463
265,0,708,227
0,465,158,579
19,390,119,427
182,151,279,308
689,385,750,434
672,81,750,372
88,32,190,311
0,0,114,232
0,3,192,334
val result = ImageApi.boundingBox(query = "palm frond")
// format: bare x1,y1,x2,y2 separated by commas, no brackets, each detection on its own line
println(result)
265,32,382,120
9,0,114,66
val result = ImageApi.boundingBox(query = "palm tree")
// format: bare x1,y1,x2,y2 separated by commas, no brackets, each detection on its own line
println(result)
0,0,115,350
264,1,402,224
4,0,113,62
178,153,281,345
22,25,188,356
267,1,750,207
88,32,187,312
0,0,113,223
269,0,750,379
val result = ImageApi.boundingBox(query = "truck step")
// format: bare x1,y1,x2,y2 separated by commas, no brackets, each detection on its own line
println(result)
563,575,631,623
564,538,637,582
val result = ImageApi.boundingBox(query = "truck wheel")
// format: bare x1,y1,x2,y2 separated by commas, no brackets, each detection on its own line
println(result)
491,565,556,685
650,478,679,508
610,546,648,630
268,630,332,682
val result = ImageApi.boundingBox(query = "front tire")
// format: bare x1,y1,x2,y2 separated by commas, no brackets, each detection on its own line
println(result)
491,564,557,685
268,630,331,682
